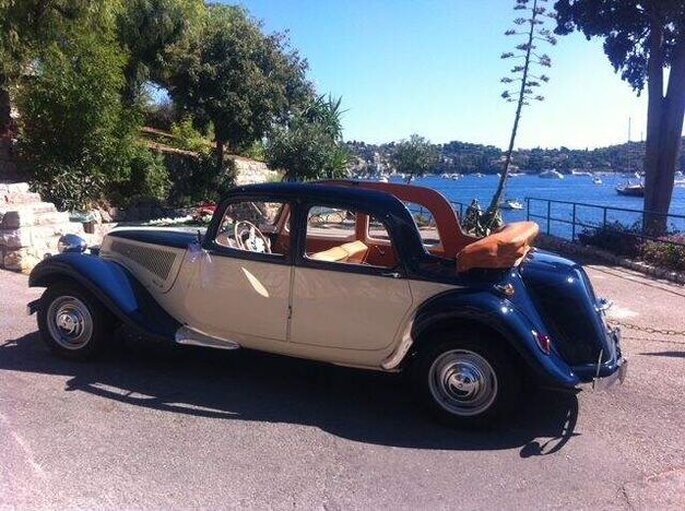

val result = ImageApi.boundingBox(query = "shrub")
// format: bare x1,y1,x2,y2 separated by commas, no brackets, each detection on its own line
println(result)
31,163,107,211
109,146,171,207
641,235,685,272
168,150,236,206
579,222,685,272
170,116,212,153
577,222,643,258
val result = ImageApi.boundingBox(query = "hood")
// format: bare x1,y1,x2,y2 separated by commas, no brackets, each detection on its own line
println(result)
106,227,200,250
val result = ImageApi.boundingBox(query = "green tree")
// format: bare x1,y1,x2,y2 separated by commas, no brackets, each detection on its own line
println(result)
16,18,139,210
266,95,349,181
116,0,205,104
0,0,98,133
555,0,685,232
166,4,311,170
391,134,439,184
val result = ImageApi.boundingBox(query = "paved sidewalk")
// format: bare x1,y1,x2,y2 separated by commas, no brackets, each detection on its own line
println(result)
1,265,684,510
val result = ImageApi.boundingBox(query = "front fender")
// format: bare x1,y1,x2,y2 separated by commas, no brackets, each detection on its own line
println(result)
29,253,180,340
410,290,580,388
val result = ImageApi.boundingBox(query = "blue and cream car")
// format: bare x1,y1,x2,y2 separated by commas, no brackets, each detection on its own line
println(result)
28,181,626,426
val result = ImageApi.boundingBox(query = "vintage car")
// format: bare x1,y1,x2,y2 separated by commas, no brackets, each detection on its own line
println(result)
27,181,626,426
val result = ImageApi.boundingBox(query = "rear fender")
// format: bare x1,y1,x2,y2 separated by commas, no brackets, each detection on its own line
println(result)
29,253,180,340
408,290,580,388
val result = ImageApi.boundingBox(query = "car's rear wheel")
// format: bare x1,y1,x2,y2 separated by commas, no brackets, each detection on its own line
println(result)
414,334,521,427
38,283,112,360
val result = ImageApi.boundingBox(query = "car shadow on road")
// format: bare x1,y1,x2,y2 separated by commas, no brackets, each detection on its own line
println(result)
1,331,579,455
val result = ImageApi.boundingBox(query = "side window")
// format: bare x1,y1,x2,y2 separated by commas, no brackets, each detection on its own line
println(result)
306,206,356,240
403,201,440,249
215,200,289,256
304,205,398,268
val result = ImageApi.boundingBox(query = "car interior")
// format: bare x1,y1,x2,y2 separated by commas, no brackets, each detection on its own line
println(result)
215,201,400,268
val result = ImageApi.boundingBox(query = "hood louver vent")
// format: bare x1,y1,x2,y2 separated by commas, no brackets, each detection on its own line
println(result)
110,240,177,281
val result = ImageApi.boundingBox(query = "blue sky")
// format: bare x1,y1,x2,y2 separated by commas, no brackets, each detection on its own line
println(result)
229,0,675,150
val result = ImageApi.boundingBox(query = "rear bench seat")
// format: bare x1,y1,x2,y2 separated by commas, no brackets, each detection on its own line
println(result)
310,241,368,263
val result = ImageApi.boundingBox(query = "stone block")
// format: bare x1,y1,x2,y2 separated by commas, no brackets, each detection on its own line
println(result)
0,191,42,205
2,182,29,194
1,209,69,229
0,222,85,249
3,247,43,272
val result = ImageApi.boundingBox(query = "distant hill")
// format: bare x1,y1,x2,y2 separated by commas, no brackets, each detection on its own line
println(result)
345,137,685,175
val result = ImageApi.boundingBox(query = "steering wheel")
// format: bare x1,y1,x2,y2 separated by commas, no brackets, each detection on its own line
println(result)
234,221,272,253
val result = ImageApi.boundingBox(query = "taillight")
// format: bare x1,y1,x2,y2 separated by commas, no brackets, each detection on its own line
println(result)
534,331,552,354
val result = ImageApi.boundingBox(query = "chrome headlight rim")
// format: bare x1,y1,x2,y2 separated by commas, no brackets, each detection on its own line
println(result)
57,234,88,254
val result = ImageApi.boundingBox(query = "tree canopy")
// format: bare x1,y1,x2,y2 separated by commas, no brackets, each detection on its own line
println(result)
166,4,311,167
391,134,439,183
266,95,349,181
116,0,205,103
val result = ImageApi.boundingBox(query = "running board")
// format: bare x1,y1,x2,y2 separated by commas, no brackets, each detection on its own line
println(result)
175,326,240,350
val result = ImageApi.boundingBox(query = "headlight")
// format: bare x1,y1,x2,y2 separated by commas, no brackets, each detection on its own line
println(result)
57,234,87,254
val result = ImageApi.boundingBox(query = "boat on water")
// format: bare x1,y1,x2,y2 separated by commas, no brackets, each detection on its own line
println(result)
571,170,593,177
616,182,644,197
593,177,603,185
473,172,485,178
500,199,524,210
539,169,565,179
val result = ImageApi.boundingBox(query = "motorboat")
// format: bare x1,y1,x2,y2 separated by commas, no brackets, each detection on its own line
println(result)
616,182,644,197
500,199,524,210
539,169,565,179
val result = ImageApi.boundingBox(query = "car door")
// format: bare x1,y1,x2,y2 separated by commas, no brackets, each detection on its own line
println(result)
289,203,413,353
183,197,292,344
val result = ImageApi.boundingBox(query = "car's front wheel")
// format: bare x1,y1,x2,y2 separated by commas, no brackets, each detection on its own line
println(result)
414,335,521,427
37,283,112,360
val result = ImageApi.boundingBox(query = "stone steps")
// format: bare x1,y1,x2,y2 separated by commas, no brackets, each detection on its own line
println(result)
0,182,85,272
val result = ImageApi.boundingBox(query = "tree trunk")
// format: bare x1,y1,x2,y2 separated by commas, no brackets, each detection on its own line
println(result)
644,28,685,233
0,72,11,135
216,139,225,171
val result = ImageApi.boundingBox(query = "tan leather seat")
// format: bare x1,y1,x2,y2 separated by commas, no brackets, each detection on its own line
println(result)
310,241,368,263
456,221,539,273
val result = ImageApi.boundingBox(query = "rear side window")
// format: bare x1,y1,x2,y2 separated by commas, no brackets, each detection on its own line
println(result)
304,205,398,269
306,206,356,240
403,201,440,249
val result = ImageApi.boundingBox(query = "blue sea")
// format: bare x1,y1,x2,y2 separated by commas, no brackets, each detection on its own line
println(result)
388,173,685,240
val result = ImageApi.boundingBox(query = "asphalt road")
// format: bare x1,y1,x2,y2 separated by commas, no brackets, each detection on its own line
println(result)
1,263,684,510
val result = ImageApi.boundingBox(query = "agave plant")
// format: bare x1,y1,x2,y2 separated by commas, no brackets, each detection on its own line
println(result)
462,0,556,236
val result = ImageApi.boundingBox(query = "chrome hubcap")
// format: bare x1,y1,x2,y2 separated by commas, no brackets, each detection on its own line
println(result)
46,296,93,350
428,349,498,417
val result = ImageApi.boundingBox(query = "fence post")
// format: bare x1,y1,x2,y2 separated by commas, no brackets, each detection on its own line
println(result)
547,200,551,235
603,207,607,229
572,203,576,241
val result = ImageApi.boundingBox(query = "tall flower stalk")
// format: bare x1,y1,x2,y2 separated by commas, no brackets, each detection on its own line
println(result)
484,0,556,231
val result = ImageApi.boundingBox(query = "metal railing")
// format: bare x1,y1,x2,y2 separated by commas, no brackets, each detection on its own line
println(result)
525,197,685,248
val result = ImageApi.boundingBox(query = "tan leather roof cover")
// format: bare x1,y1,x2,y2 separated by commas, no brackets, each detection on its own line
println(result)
456,221,539,273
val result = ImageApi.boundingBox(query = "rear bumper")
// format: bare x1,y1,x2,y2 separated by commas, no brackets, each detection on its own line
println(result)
571,326,627,384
